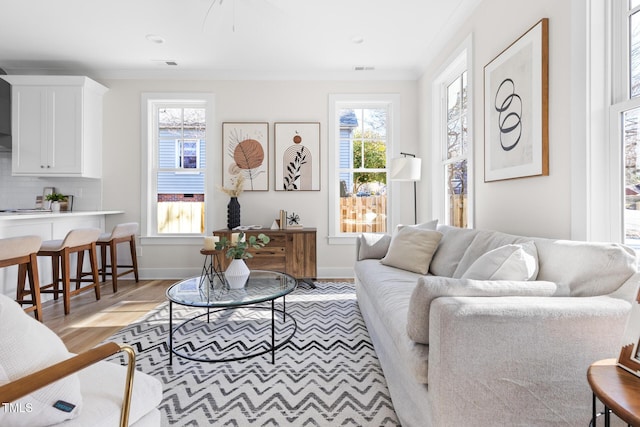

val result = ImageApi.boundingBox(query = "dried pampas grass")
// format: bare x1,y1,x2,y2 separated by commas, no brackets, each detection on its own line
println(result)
219,174,245,197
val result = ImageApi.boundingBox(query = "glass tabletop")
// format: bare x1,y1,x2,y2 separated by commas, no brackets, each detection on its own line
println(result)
166,270,297,308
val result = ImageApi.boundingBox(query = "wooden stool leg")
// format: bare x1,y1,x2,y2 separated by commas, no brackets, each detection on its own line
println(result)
75,250,85,291
130,236,139,282
61,248,71,315
99,242,108,283
52,253,60,300
17,263,28,300
89,243,101,301
27,253,42,322
110,240,118,292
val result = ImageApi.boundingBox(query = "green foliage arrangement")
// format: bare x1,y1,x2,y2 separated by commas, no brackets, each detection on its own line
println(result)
215,231,270,260
45,193,66,202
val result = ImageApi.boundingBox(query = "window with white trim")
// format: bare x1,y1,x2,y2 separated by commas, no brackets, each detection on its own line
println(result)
328,94,400,243
432,41,473,228
141,94,214,239
612,1,640,247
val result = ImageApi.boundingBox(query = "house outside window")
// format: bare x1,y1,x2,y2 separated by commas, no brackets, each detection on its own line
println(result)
328,94,400,243
142,94,214,240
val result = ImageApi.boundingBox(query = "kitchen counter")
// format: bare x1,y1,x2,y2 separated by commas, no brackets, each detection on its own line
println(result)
0,210,123,220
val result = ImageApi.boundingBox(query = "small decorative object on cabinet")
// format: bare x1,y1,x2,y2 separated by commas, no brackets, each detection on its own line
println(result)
0,75,108,178
214,227,317,287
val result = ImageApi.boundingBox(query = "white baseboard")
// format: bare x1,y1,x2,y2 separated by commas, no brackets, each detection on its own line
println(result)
137,267,354,281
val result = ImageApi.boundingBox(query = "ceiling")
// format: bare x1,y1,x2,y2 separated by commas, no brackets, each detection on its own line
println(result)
0,0,482,80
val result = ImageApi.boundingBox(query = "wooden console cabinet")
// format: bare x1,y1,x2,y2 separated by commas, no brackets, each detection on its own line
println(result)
213,228,317,281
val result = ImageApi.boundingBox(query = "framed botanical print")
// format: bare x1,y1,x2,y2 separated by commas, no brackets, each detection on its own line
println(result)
274,122,321,191
222,122,269,191
484,18,549,182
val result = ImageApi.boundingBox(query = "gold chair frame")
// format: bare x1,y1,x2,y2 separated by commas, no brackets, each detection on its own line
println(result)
0,342,136,427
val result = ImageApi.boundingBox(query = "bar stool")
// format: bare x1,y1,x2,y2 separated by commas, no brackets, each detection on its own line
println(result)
0,235,43,321
38,228,102,315
96,222,139,292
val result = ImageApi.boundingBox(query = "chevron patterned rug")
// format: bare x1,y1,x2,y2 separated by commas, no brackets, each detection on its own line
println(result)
106,281,400,426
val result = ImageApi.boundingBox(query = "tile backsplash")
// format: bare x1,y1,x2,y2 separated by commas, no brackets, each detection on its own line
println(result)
0,152,102,210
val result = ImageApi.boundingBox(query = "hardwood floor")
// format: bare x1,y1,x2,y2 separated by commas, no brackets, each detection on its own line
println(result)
41,279,174,353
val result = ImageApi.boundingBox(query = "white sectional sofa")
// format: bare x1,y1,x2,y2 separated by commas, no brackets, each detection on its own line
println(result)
354,224,640,426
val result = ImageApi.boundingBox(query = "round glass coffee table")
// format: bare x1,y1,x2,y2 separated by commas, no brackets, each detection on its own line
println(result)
166,270,297,364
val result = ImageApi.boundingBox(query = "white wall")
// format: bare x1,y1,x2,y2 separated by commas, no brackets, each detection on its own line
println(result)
419,0,574,239
100,79,418,279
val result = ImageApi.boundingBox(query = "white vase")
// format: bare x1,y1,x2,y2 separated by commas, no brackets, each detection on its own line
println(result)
225,258,250,289
51,201,60,212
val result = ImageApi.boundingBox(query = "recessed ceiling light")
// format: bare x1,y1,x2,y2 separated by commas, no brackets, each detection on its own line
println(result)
145,34,165,44
351,35,365,44
354,66,375,71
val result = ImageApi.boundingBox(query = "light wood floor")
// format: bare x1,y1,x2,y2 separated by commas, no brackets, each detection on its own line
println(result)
41,279,175,353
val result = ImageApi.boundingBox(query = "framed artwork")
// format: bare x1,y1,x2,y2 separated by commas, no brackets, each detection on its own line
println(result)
222,122,269,191
274,122,321,191
618,286,640,377
484,18,548,182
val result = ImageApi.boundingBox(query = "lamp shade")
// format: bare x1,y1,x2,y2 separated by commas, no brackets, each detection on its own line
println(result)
390,157,422,181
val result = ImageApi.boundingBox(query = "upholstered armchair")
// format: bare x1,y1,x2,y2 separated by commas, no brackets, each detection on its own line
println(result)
0,293,162,426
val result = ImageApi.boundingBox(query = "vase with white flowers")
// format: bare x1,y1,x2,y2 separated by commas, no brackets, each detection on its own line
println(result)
219,175,245,229
215,231,270,289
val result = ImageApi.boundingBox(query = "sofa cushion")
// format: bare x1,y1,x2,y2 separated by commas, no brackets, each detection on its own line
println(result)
354,260,430,384
461,241,538,281
430,225,480,277
452,230,532,278
358,233,393,260
381,227,442,274
406,276,560,345
395,219,439,233
532,238,638,297
356,221,438,261
0,294,82,426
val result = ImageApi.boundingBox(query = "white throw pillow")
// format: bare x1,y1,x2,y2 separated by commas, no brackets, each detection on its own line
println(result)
461,241,539,281
0,294,82,426
380,227,442,274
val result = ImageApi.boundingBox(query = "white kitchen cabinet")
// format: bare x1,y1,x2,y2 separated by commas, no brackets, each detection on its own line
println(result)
0,75,108,178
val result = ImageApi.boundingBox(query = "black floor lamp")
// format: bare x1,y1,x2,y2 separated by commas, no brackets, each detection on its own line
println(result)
390,152,422,224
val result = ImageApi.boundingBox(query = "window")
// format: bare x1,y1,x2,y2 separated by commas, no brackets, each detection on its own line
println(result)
141,94,214,240
328,94,400,243
432,39,473,228
612,1,640,247
176,139,200,169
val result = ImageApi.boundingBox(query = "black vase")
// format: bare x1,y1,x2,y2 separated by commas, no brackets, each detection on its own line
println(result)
227,197,241,229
